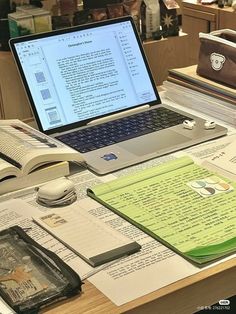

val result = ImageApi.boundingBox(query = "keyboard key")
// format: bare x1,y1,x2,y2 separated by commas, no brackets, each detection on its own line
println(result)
56,107,189,153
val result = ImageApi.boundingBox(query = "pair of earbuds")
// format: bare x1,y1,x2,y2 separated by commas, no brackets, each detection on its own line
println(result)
183,120,216,130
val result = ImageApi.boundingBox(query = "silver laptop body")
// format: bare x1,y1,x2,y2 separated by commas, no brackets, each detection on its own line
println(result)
9,16,227,174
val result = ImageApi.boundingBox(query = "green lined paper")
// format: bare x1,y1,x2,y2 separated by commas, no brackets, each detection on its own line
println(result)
88,157,236,265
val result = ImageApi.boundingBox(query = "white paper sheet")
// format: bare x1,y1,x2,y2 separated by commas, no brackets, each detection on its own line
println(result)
0,199,94,276
0,299,14,314
0,122,235,308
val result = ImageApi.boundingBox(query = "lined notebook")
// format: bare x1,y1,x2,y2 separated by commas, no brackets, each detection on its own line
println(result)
33,204,141,267
88,157,236,266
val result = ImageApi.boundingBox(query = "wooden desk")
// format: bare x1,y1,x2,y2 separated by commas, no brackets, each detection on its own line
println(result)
42,258,235,313
1,35,235,313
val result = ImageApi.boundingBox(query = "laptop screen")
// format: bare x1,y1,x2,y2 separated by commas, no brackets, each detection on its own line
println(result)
10,17,160,133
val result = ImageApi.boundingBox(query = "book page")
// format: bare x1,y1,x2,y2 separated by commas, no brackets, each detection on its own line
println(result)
0,120,84,175
0,198,98,312
0,161,69,196
0,158,18,181
89,157,236,263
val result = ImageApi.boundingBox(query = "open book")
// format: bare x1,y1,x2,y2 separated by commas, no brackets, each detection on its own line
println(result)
0,119,84,183
0,161,70,196
88,157,236,265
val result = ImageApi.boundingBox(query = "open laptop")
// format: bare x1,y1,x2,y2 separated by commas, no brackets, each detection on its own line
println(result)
9,16,227,174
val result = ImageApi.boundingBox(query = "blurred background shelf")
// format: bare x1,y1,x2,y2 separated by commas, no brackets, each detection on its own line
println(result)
182,0,236,65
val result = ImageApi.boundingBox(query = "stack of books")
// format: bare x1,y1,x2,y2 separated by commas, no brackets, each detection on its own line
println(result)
163,65,236,126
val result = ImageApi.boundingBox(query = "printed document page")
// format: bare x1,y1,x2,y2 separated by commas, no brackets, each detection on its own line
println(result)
0,130,235,308
0,198,95,278
176,133,236,162
0,170,202,308
202,139,236,181
0,197,95,313
0,299,14,314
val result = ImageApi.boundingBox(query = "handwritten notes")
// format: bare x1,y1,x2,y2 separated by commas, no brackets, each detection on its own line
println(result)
88,157,236,265
203,140,236,181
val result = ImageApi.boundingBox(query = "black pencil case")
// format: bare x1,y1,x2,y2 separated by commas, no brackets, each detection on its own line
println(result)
0,225,82,314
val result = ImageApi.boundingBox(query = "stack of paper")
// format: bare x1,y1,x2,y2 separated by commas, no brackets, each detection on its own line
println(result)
163,80,236,126
163,65,236,126
167,65,236,105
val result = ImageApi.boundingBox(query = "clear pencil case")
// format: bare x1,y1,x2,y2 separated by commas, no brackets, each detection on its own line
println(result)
0,226,82,314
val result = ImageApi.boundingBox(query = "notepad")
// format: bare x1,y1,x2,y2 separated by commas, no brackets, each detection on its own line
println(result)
87,156,236,266
33,204,141,267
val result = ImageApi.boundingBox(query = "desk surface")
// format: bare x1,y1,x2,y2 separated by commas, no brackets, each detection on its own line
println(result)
26,97,235,314
42,257,235,314
39,95,236,313
1,87,234,313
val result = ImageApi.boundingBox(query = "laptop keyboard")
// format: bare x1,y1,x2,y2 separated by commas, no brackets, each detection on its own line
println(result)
56,107,189,153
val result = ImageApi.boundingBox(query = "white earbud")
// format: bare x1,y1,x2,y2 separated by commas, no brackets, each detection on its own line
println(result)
204,120,216,130
183,120,196,130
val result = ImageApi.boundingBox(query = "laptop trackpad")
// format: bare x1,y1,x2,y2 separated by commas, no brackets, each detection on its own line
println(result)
119,130,189,156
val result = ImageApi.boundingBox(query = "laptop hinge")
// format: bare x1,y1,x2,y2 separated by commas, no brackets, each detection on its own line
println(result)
87,104,150,126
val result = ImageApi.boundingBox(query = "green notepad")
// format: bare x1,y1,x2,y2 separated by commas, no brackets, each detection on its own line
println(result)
87,157,236,266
